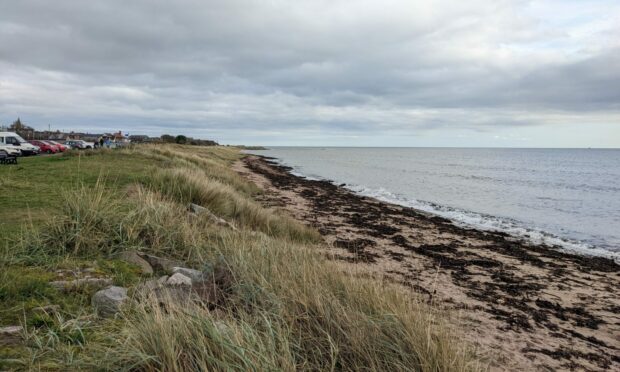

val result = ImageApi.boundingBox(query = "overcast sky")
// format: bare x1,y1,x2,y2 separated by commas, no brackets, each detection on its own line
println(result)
1,0,618,147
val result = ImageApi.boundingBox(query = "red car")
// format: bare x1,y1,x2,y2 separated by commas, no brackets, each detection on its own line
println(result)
46,140,68,152
29,140,58,154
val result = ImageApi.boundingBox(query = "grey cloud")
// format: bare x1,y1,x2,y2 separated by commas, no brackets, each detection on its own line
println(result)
0,0,618,145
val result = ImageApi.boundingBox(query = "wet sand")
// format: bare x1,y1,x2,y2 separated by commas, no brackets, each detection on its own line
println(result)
235,155,620,371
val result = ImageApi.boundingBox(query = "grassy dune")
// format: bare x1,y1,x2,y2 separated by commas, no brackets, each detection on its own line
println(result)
0,145,481,371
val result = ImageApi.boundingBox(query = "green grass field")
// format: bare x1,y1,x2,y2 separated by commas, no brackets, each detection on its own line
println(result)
0,145,481,371
0,151,154,237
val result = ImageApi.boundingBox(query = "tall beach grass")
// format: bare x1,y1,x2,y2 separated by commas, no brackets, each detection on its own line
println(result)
6,145,482,371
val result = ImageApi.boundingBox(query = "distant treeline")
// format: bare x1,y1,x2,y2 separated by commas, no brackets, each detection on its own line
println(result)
160,134,218,146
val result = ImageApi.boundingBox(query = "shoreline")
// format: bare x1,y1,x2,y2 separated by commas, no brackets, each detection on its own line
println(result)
256,154,620,263
236,154,620,371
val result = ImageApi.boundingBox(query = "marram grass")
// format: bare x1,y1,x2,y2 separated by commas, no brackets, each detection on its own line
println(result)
2,145,483,371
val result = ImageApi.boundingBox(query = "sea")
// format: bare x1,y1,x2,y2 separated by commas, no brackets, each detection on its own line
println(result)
247,147,620,262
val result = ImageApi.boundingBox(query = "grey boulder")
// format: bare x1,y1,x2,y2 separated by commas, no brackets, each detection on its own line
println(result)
92,286,128,318
116,251,153,275
167,273,192,286
139,254,182,273
171,267,205,282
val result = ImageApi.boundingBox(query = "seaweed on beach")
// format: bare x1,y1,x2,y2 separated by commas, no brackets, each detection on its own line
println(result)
243,154,620,371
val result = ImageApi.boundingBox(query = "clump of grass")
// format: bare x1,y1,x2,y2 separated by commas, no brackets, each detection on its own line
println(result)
39,178,125,256
148,167,320,243
26,182,213,261
0,263,94,330
0,267,55,303
146,147,258,195
220,232,479,371
105,295,296,371
12,313,100,371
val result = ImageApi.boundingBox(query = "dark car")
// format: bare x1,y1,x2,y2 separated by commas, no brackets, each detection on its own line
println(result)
64,140,94,149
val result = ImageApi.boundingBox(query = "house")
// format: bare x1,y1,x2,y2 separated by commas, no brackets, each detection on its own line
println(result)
111,130,130,143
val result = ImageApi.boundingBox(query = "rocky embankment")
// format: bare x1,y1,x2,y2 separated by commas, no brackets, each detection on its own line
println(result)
88,251,233,318
1,203,235,346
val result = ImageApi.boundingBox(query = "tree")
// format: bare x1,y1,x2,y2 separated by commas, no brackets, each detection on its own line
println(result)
161,134,175,143
9,117,34,139
175,135,187,144
11,118,24,130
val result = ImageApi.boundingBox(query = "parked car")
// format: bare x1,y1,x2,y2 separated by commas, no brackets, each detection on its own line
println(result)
0,132,40,156
0,144,22,157
64,140,95,149
47,140,68,152
42,140,61,152
29,140,58,154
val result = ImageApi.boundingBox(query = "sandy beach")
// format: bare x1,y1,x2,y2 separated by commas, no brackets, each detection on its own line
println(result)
235,155,620,371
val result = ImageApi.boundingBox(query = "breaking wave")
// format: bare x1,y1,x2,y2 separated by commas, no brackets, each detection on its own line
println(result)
264,156,619,263
345,184,619,263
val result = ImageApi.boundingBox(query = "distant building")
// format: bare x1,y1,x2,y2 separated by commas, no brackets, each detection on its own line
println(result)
111,131,130,143
128,135,150,143
47,131,68,140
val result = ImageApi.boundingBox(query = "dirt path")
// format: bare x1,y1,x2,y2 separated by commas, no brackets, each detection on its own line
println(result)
234,155,620,371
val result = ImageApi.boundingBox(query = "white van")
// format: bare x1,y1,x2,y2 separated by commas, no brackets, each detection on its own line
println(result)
0,132,40,156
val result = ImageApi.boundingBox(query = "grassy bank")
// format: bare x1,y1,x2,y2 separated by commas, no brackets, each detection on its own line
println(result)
0,145,481,371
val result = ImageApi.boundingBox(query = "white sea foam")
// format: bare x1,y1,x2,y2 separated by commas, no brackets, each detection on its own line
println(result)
346,184,619,263
252,148,620,264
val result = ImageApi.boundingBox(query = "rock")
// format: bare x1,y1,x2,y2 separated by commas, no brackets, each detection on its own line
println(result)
143,261,234,308
192,261,234,306
189,203,208,214
116,251,153,275
50,277,112,291
151,274,192,303
167,273,192,286
152,285,191,304
202,255,229,278
139,254,182,273
138,278,161,292
133,257,234,310
172,267,204,282
138,275,170,292
188,203,238,231
92,286,128,318
0,325,23,345
32,305,61,315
